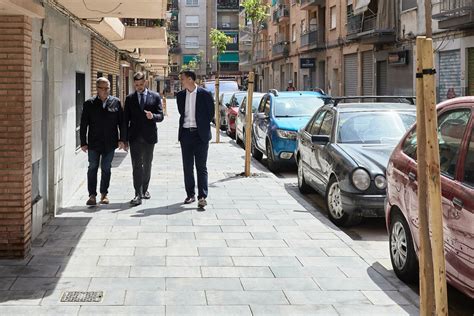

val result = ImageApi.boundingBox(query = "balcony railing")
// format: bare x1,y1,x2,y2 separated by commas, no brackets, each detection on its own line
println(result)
226,43,239,51
169,20,179,32
167,0,179,10
217,22,239,30
220,63,239,72
346,13,395,44
300,29,324,48
168,65,180,75
272,6,290,23
217,0,239,10
169,45,182,54
347,14,376,35
272,42,289,56
256,49,269,61
433,0,474,29
300,0,325,10
122,18,163,27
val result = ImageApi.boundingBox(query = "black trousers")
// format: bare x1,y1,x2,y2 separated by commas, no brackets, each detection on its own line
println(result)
180,129,209,199
130,137,155,196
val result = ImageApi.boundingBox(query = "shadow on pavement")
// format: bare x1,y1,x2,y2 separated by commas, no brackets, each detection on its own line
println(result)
0,217,91,305
130,202,199,217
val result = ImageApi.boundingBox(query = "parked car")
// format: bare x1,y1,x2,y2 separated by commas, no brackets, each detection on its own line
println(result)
251,90,327,172
295,97,417,226
202,80,239,99
225,92,248,138
385,96,474,299
216,92,235,130
236,92,265,147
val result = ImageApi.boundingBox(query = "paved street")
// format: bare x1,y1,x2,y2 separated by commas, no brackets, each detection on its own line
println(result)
0,99,422,315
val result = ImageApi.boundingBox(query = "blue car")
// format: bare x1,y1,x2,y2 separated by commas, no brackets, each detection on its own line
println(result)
251,90,326,172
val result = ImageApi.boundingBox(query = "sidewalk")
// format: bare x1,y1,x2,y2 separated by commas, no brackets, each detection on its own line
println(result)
0,99,419,315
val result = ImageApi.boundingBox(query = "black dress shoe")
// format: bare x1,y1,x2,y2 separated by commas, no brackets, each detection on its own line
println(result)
184,196,196,204
142,191,151,199
130,195,142,206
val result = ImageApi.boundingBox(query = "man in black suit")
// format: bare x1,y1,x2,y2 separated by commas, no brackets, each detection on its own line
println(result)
80,77,125,206
177,70,214,208
124,72,164,206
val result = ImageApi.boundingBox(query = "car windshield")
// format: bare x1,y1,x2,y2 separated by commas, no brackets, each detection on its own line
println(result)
274,97,324,117
337,111,416,144
206,81,238,94
221,93,233,105
233,94,246,106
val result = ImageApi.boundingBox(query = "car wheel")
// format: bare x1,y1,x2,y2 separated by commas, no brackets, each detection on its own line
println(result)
266,141,280,172
325,177,362,227
389,210,418,283
251,137,263,161
297,157,312,194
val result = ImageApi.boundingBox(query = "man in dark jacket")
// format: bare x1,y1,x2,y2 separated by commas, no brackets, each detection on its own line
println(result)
177,70,214,208
80,77,125,206
124,72,164,206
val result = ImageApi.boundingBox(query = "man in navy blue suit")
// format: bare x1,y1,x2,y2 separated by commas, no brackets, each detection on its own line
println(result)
124,72,164,206
176,70,214,208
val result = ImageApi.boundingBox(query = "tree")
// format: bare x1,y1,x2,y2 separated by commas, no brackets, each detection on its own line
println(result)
241,0,269,71
209,28,230,143
181,50,204,72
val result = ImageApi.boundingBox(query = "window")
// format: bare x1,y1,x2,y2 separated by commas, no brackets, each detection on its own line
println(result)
402,0,417,11
186,0,198,6
308,110,326,135
75,72,85,149
330,6,337,30
185,15,199,27
264,98,271,116
438,109,470,177
402,109,471,178
258,97,266,112
185,36,199,48
319,111,334,136
292,24,296,42
463,127,474,187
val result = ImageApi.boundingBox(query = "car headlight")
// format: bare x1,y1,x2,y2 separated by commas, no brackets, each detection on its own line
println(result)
374,175,387,189
352,168,371,191
276,129,297,140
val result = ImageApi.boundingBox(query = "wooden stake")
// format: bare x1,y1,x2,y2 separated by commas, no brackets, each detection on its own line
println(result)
244,72,255,177
415,36,435,316
421,38,448,316
215,78,220,143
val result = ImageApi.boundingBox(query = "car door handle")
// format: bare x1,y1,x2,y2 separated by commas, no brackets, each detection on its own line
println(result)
453,197,463,209
408,172,416,181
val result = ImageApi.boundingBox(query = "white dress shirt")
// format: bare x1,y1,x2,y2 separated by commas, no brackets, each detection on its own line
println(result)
183,84,198,128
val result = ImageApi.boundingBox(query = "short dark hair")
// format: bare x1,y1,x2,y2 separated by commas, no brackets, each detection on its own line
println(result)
180,70,196,81
133,72,145,81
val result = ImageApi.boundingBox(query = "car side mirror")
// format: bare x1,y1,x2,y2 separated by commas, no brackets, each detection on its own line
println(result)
256,112,268,120
225,103,231,108
311,135,330,145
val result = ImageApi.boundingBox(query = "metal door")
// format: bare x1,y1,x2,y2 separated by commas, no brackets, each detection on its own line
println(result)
439,49,461,101
377,60,388,95
362,51,374,95
344,53,358,96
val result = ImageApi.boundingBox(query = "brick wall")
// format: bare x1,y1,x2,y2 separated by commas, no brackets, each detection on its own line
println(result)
90,36,120,98
0,16,33,258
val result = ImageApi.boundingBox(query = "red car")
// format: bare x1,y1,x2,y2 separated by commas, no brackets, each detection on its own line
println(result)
225,92,247,138
385,97,474,299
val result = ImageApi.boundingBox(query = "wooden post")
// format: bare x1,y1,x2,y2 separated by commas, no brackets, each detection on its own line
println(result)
421,38,448,316
244,72,255,177
415,36,435,315
215,78,220,143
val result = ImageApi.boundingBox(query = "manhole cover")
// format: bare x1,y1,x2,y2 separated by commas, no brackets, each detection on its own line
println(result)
60,291,104,303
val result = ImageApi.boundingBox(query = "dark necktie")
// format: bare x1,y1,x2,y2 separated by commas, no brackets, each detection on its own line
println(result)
139,93,145,110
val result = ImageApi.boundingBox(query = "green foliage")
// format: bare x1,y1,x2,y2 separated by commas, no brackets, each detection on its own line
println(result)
181,51,204,71
241,0,269,29
210,28,229,57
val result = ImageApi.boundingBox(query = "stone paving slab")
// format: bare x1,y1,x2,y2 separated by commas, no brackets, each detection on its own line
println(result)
0,100,420,315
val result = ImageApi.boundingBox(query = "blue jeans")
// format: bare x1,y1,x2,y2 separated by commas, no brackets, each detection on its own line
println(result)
87,149,115,197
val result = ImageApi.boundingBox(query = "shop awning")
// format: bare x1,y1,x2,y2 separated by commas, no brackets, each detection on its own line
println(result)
354,0,371,15
218,52,239,63
183,55,200,64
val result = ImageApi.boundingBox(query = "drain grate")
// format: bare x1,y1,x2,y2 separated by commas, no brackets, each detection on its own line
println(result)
60,291,104,303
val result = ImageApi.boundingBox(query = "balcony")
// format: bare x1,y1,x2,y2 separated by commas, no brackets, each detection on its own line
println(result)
55,0,168,19
346,14,395,44
300,29,325,51
169,65,180,76
226,43,239,51
167,0,179,11
169,20,179,32
122,18,163,27
217,0,239,11
169,45,182,54
433,0,474,30
272,6,290,24
256,49,269,61
111,26,167,49
272,42,289,57
217,22,239,30
220,63,240,72
300,0,325,10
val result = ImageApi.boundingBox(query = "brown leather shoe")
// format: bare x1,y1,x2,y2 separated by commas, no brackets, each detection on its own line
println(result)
86,195,96,206
100,194,109,204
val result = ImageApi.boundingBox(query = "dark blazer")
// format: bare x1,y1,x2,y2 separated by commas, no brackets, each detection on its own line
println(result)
124,90,164,144
80,96,124,153
177,87,214,143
